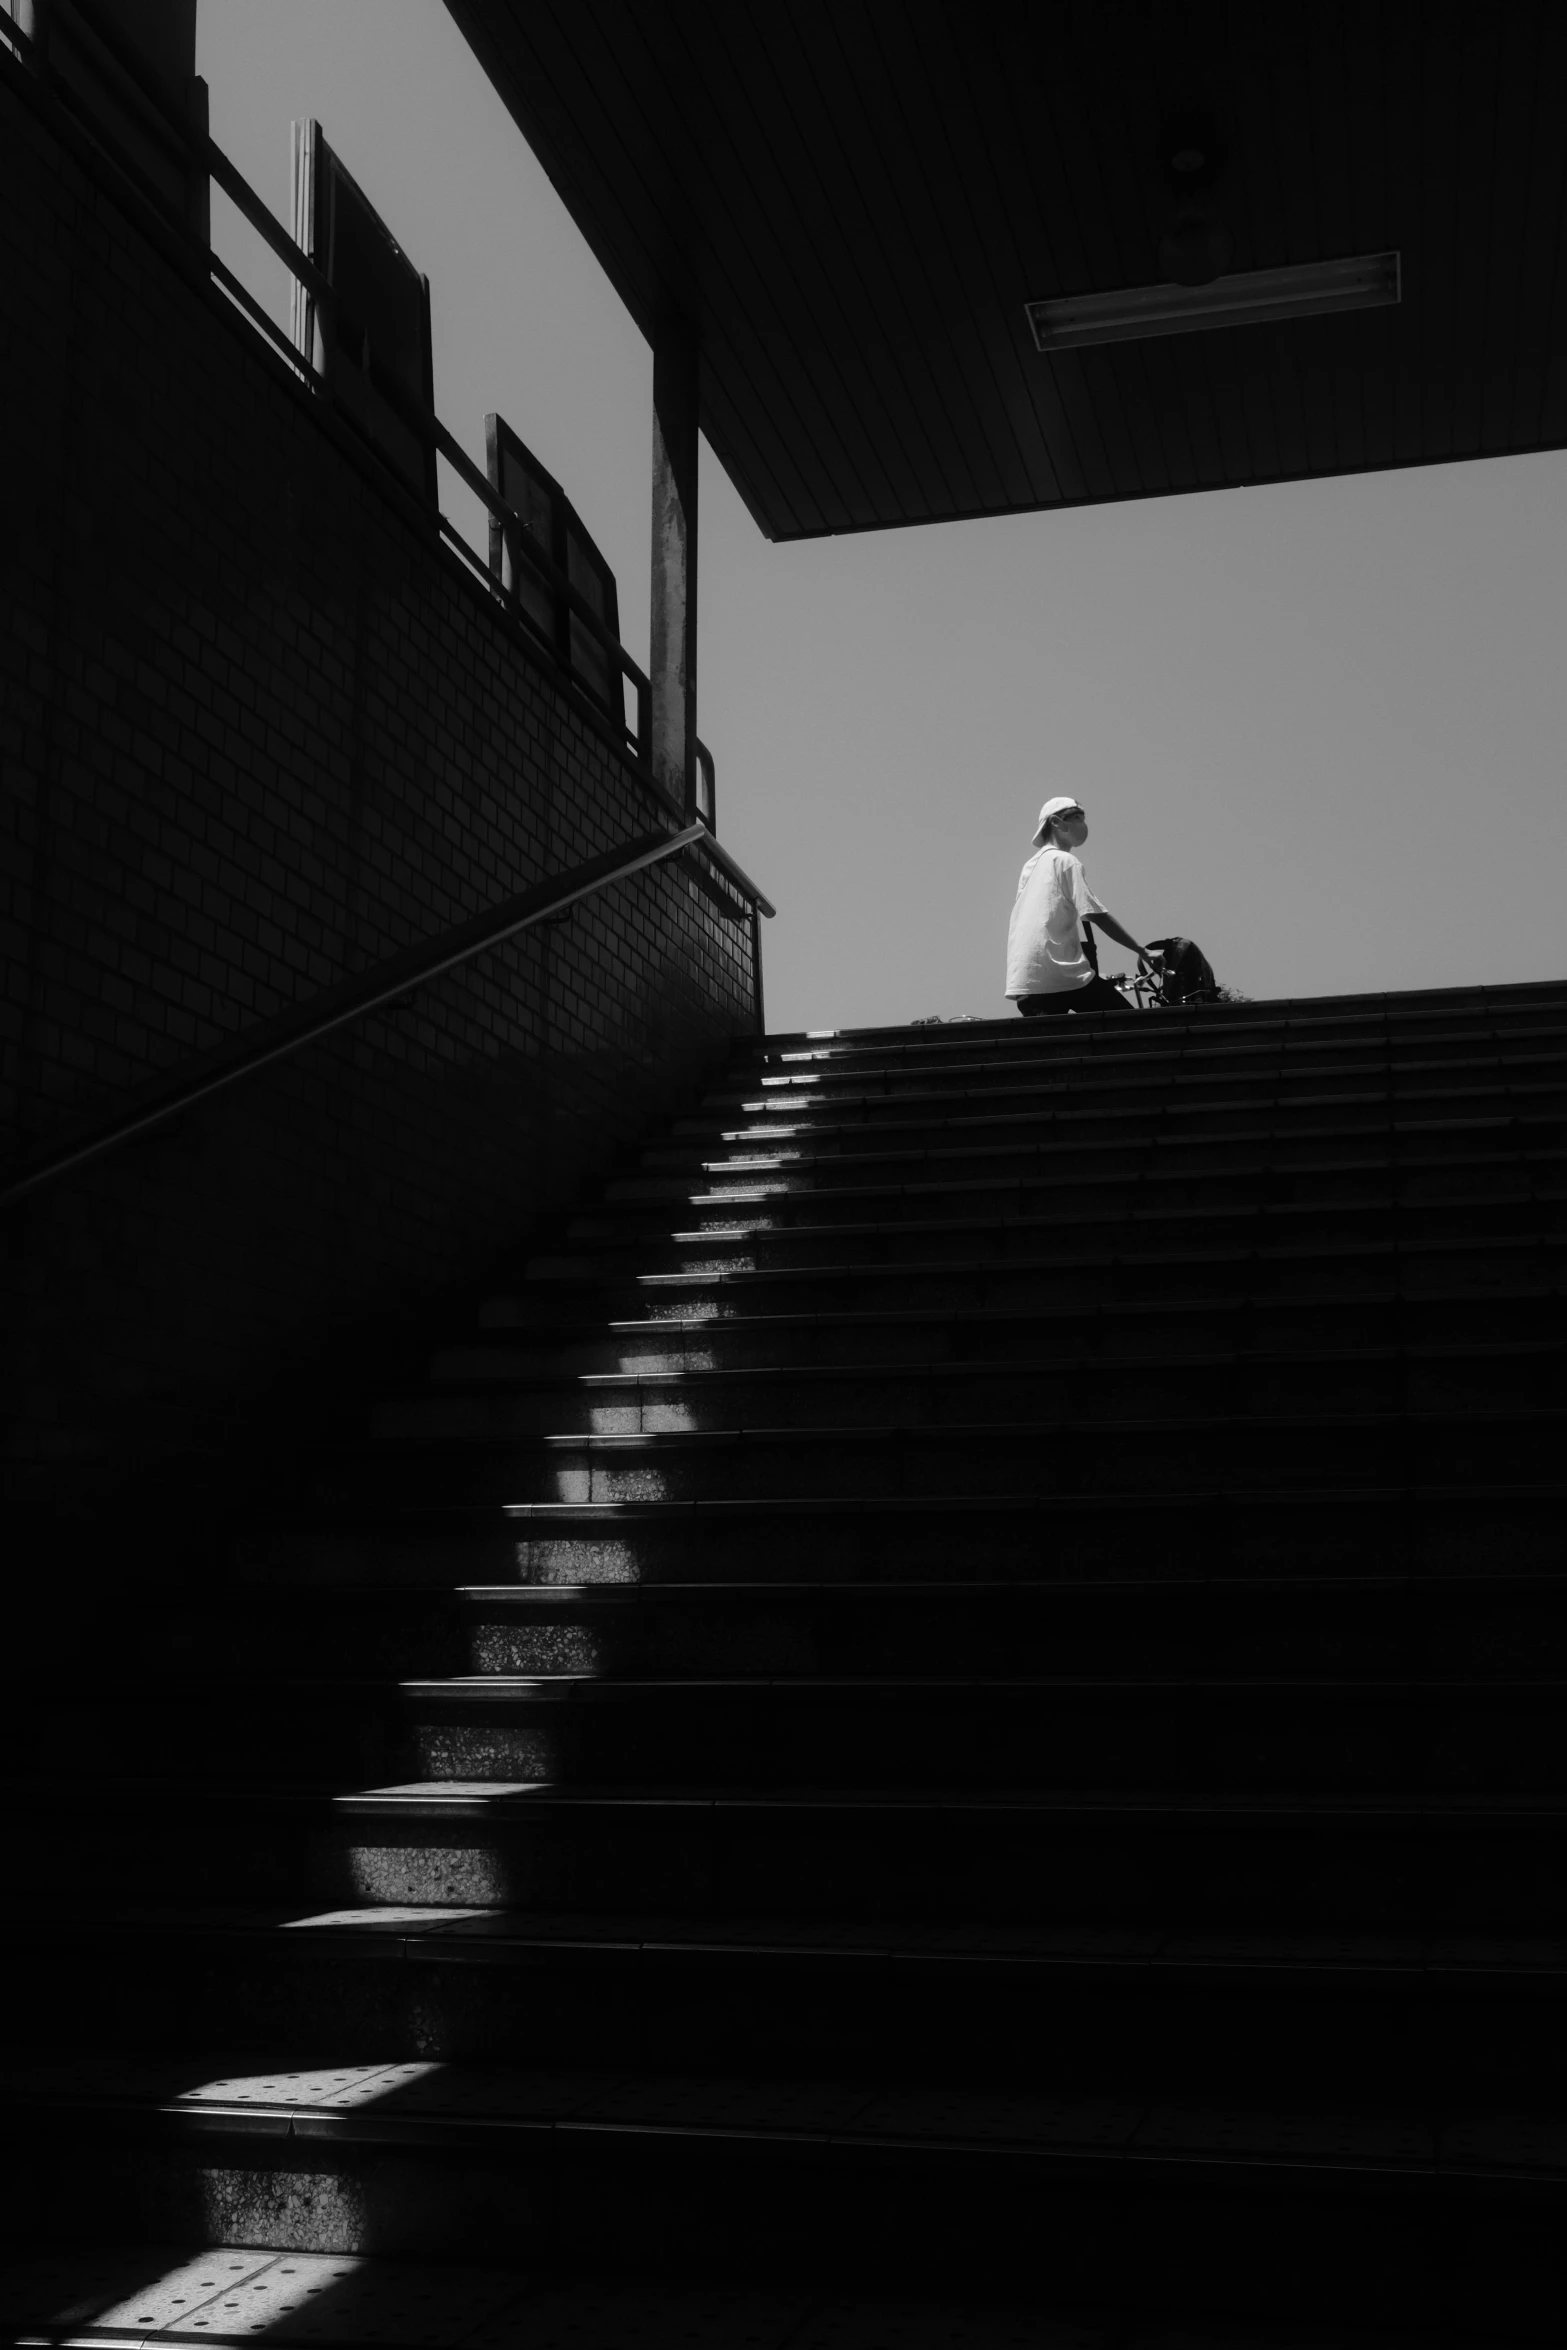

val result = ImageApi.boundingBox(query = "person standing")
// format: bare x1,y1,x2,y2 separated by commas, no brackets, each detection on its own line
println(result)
1005,795,1158,1016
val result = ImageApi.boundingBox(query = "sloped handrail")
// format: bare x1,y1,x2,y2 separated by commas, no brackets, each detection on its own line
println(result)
1,822,771,1210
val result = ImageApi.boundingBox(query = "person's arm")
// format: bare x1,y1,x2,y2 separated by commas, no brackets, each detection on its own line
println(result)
1088,909,1160,965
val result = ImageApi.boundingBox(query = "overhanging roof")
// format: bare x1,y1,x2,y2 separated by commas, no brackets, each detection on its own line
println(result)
444,1,1567,540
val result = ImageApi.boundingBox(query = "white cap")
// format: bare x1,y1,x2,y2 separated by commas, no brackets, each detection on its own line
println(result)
1031,794,1084,846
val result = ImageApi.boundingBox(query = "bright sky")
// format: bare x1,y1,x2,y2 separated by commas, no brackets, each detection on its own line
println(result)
199,1,1567,1032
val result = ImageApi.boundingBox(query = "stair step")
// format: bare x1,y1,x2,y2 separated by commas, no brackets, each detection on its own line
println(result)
435,1291,1567,1385
667,1080,1567,1153
14,1903,1567,2100
322,1781,1567,1929
16,1775,1567,1926
518,1261,1567,1334
559,1164,1567,1232
731,1046,1567,1105
41,1572,1567,1679
234,1480,1567,1589
304,1408,1567,1509
452,1574,1567,1674
550,1270,1559,1343
20,1676,1567,1795
29,1658,1567,1793
4,2246,1494,2350
388,1672,1567,1794
549,1160,1567,1259
603,1119,1567,1208
645,1079,1567,1173
9,2051,1566,2324
498,1226,1567,1326
740,984,1567,1070
690,1029,1567,1120
742,1031,1567,1090
378,1340,1567,1443
14,2047,1564,2185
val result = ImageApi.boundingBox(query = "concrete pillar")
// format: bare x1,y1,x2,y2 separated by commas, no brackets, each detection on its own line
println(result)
650,310,699,817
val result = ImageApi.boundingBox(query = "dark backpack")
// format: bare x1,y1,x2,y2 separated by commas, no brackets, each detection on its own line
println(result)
1147,935,1218,1007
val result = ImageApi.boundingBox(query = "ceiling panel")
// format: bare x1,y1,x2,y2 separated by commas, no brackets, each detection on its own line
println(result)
444,0,1567,538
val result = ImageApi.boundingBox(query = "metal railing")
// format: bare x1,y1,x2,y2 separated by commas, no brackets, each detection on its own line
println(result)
0,0,715,812
2,4,774,1211
1,822,774,1210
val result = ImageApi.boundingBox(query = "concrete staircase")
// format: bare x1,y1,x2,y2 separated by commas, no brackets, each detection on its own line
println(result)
6,979,1567,2345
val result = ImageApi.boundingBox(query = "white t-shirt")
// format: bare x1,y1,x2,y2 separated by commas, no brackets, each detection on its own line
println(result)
1005,848,1107,998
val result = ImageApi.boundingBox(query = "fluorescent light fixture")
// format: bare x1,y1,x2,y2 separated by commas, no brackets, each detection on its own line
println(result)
1026,252,1400,352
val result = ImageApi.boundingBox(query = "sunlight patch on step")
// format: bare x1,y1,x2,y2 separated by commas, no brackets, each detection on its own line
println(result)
639,1290,738,1312
583,1402,647,1435
543,1438,676,1505
713,1138,810,1154
21,2247,334,2335
510,1529,643,1583
331,1786,556,1906
140,2247,367,2336
691,1183,797,1200
280,1906,495,1929
12,2243,539,2344
695,1175,798,1193
339,1783,553,1801
178,2062,441,2110
28,2248,280,2333
587,1399,699,1434
343,1843,514,1907
415,1721,562,1779
668,1222,777,1241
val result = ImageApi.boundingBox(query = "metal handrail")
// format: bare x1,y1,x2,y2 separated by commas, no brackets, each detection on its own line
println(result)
3,0,713,800
689,827,773,918
1,822,769,1210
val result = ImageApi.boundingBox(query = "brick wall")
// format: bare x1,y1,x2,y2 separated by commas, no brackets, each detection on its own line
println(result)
0,57,759,1513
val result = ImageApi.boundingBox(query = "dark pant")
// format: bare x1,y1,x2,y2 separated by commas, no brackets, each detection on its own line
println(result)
1016,976,1134,1017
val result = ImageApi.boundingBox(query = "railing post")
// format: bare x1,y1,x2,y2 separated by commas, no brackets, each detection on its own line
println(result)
694,739,717,833
751,902,766,1038
650,307,699,818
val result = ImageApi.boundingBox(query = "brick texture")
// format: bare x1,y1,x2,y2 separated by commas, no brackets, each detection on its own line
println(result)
0,63,759,1505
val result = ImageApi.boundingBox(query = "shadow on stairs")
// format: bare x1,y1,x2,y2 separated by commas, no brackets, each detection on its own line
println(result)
5,979,1566,2346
